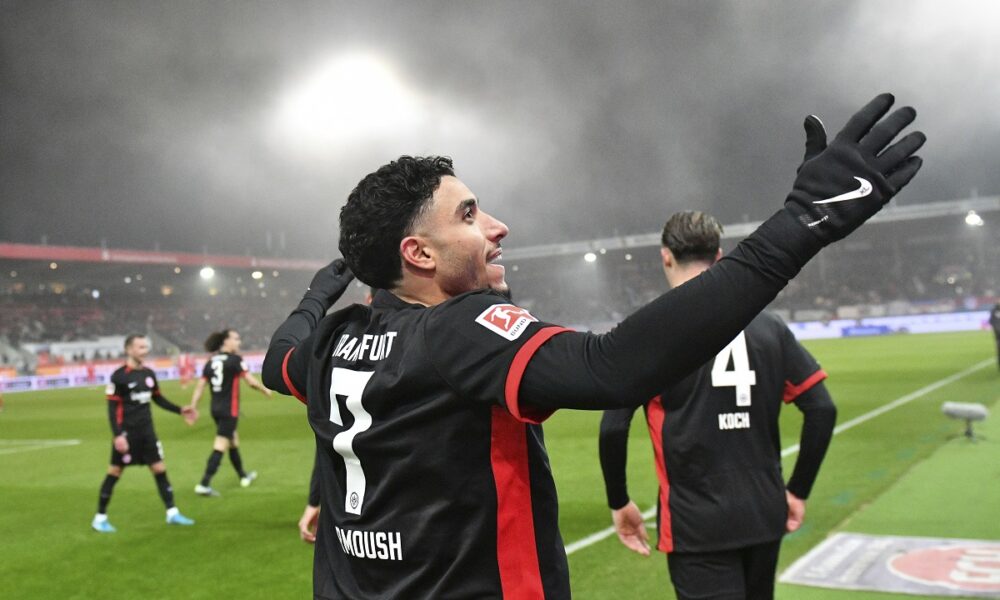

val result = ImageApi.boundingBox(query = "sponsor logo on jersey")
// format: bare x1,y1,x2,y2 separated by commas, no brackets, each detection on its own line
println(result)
130,391,152,404
889,545,1000,592
475,304,537,341
335,526,403,561
718,412,750,430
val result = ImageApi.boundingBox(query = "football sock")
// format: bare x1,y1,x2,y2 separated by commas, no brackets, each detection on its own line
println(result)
229,447,246,478
97,473,120,514
201,450,223,486
154,471,175,509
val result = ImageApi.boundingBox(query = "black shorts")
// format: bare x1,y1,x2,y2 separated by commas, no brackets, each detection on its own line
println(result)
213,415,239,439
667,539,782,600
110,433,164,467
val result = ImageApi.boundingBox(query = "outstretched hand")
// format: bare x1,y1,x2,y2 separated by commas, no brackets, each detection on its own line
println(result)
785,93,925,245
181,405,198,426
612,501,650,556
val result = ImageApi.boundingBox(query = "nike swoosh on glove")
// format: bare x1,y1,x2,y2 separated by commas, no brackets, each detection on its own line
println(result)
785,93,926,245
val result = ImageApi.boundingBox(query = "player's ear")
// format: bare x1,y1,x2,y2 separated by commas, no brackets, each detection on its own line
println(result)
660,247,673,270
400,235,435,272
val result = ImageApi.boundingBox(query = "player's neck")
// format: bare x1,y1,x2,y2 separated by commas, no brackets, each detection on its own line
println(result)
667,264,711,289
126,357,143,369
391,272,450,307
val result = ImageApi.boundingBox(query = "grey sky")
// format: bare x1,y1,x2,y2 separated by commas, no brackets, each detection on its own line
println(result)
2,0,997,258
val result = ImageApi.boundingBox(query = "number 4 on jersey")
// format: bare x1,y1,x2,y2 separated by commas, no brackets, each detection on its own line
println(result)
329,368,375,516
710,331,757,406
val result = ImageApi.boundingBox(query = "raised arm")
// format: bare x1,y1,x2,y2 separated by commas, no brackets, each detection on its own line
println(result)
262,259,354,399
518,93,924,412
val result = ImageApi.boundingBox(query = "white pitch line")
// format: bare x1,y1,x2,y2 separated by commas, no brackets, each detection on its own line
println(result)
566,357,993,556
0,439,82,456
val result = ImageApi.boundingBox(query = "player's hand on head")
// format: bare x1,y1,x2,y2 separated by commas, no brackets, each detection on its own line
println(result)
785,490,806,533
785,93,925,245
305,258,355,303
611,501,650,556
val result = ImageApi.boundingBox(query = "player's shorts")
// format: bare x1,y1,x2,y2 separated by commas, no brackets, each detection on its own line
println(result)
213,415,239,439
667,539,782,600
110,432,164,467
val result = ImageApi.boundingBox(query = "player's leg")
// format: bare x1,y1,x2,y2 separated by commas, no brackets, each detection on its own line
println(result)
229,429,256,487
741,539,782,600
149,457,195,526
92,461,123,533
667,548,746,600
195,419,232,495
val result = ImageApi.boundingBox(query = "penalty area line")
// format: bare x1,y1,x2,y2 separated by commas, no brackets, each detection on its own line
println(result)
565,357,993,556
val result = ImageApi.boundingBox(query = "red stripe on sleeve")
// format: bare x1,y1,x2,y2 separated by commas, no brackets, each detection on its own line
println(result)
230,377,240,417
783,369,828,403
490,405,545,599
281,348,307,404
503,326,572,424
645,395,674,553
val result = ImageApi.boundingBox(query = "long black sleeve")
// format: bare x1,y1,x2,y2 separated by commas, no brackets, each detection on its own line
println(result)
520,209,824,411
152,392,182,415
262,293,331,395
599,407,638,510
786,381,836,499
107,400,123,436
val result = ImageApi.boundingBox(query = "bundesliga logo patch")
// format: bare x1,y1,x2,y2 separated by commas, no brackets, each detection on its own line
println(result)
475,304,537,341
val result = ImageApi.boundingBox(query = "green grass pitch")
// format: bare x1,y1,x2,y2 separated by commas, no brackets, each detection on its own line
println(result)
1,331,997,599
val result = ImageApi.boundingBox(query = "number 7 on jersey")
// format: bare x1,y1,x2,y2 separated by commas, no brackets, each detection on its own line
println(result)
329,368,375,515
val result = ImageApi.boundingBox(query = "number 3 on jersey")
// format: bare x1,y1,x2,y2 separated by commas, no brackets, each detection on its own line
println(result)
710,331,757,406
329,368,375,515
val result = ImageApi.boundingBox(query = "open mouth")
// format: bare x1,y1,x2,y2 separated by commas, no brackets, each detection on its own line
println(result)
487,249,503,264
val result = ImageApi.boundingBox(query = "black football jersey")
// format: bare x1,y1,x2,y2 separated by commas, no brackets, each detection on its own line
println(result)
281,289,572,599
105,365,170,435
201,352,248,417
647,311,826,553
990,303,1000,333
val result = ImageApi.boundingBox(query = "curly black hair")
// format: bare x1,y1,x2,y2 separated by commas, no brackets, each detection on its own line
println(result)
660,211,723,265
339,156,455,289
204,329,234,353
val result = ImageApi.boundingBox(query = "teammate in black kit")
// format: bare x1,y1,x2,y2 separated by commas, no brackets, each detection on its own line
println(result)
91,334,197,532
261,94,924,599
599,211,837,600
989,302,1000,370
189,329,271,496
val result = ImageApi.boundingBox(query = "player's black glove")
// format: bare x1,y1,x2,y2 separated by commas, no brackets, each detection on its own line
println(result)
304,258,355,305
784,93,925,245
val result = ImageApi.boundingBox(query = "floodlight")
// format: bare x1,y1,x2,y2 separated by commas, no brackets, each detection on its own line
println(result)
200,267,215,280
965,211,984,227
584,252,597,263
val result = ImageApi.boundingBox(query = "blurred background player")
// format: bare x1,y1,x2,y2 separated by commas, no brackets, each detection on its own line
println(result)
189,329,271,496
91,334,197,532
598,211,837,600
990,301,1000,370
